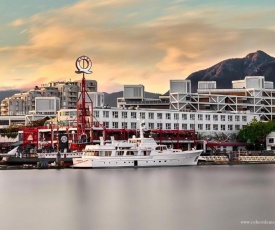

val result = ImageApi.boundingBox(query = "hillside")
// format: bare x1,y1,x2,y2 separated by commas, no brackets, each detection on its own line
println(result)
187,50,275,92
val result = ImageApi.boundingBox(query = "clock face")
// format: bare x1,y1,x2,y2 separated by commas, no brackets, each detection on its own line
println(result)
60,136,68,143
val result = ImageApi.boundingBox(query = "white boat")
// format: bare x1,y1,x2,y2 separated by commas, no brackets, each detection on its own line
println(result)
72,122,203,168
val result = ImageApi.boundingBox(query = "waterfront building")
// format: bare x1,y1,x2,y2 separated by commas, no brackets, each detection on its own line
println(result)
1,79,99,115
170,76,275,121
117,84,170,109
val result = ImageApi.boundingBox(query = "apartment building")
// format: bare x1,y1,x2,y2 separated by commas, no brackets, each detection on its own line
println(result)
1,79,101,115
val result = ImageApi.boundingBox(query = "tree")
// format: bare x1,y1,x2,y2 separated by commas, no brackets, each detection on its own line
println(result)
237,118,275,146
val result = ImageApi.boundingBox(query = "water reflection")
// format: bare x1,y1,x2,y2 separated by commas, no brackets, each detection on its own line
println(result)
0,165,275,230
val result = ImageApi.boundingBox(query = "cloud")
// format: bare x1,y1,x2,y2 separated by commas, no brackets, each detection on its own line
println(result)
1,0,275,94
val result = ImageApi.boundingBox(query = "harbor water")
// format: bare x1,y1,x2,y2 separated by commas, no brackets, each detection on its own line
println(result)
1,165,275,230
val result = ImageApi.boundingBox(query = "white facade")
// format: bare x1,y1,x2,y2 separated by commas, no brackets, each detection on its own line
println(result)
57,108,259,139
123,85,144,100
34,97,60,115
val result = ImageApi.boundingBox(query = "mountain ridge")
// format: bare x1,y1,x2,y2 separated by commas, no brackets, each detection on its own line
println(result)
1,50,275,107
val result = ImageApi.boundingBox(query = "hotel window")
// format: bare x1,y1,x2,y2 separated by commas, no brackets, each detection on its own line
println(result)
182,114,187,120
235,116,240,122
166,113,171,120
269,138,274,144
242,116,247,122
235,125,240,130
157,123,163,129
198,114,203,120
206,124,211,130
94,111,99,118
174,113,179,120
174,123,179,130
213,124,218,130
131,112,136,119
140,112,145,119
122,122,127,129
206,115,210,121
182,124,187,129
213,115,218,121
122,111,127,118
190,124,195,129
228,125,233,130
221,125,225,130
157,113,162,119
112,111,118,118
103,122,109,128
103,111,109,118
166,123,171,129
149,113,154,119
190,114,195,120
112,122,118,129
221,115,225,121
148,123,154,129
228,115,233,122
131,122,136,129
198,124,203,130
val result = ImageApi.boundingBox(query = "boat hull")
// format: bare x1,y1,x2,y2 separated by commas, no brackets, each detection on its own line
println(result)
72,150,202,168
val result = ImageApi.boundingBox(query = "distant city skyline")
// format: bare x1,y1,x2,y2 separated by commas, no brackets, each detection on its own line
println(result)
1,0,275,94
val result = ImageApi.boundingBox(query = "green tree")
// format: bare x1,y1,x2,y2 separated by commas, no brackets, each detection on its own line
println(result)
238,118,275,145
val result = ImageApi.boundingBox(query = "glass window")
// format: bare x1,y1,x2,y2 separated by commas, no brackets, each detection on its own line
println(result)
198,114,203,120
221,125,225,130
190,114,195,120
242,116,247,122
174,113,179,120
213,124,218,130
148,123,154,129
140,112,145,119
213,115,218,121
103,111,109,118
198,124,203,130
228,125,233,130
94,111,99,118
166,113,171,120
206,124,211,130
131,112,136,119
112,111,118,118
122,111,127,118
157,123,162,129
235,116,240,122
182,114,187,120
166,123,171,129
228,115,233,121
122,122,127,129
206,115,210,121
131,122,136,129
149,113,154,119
157,113,162,119
182,124,187,129
174,123,179,129
221,115,225,121
112,122,118,128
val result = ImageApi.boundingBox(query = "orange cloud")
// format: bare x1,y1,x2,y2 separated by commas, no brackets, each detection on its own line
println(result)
1,0,275,94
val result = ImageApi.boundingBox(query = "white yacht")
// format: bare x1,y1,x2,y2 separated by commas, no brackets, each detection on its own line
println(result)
72,123,203,168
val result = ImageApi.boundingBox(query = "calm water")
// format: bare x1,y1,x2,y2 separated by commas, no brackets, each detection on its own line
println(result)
1,165,275,230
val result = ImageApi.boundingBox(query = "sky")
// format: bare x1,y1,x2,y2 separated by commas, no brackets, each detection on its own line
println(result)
1,0,275,94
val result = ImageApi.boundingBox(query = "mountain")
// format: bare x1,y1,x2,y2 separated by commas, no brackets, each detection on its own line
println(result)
186,50,275,92
104,91,162,107
0,90,21,102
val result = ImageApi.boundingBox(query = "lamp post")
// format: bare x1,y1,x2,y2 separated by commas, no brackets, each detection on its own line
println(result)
261,143,263,155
